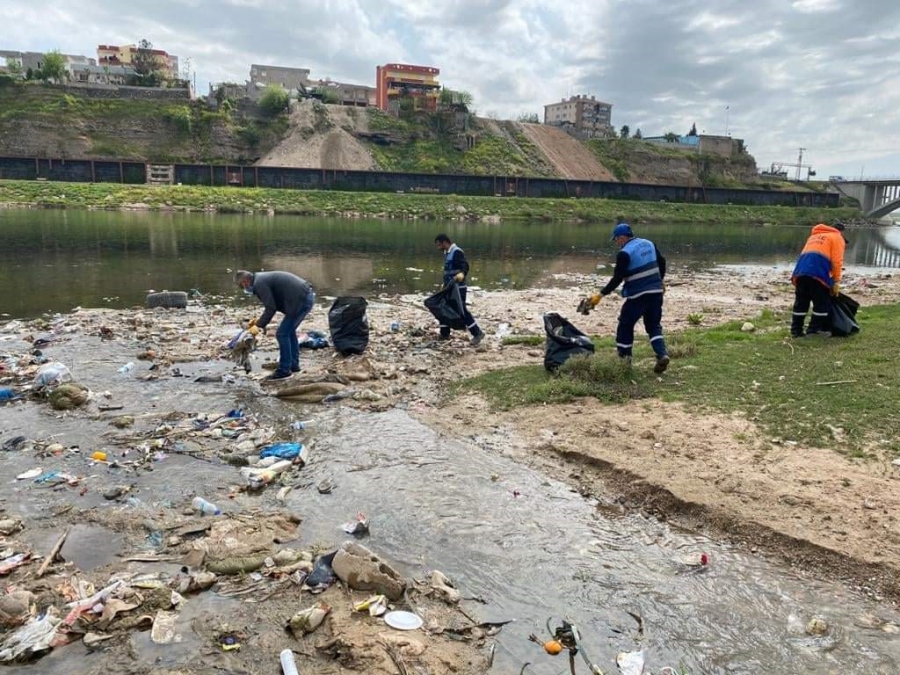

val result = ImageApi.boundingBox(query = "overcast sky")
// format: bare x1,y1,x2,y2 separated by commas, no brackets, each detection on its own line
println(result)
2,0,899,178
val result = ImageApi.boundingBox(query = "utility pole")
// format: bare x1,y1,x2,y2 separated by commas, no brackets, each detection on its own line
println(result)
796,147,805,181
724,105,730,136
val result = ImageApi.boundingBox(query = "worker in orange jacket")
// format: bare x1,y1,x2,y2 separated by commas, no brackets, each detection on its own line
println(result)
790,221,846,337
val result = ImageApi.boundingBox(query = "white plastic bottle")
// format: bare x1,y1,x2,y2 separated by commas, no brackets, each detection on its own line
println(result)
118,362,135,374
191,497,221,515
280,649,299,675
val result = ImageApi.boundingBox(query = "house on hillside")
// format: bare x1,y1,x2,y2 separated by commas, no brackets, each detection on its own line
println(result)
543,95,613,138
69,63,137,85
97,44,179,79
375,63,441,113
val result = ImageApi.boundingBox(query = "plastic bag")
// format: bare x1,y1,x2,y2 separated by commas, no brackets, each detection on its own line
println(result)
543,313,595,372
424,283,467,330
830,292,860,337
32,362,72,388
259,442,303,460
328,297,369,356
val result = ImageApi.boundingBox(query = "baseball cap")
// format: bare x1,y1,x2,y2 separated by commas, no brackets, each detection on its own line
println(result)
832,220,845,231
611,223,634,240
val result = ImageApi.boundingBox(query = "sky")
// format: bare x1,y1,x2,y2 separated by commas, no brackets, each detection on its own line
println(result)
2,0,899,178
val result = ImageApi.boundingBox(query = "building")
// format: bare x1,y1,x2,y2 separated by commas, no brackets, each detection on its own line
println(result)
249,64,310,91
643,133,745,158
69,63,136,85
375,63,440,113
97,44,179,79
543,95,612,137
310,78,376,107
0,50,96,78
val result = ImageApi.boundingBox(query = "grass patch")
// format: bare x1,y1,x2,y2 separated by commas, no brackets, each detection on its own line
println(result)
459,304,900,456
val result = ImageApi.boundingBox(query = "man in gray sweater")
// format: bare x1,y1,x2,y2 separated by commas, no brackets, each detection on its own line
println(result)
235,270,315,380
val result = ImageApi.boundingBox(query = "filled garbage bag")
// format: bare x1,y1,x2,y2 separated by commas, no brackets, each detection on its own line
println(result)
544,313,595,372
830,292,860,337
328,297,369,356
424,283,467,331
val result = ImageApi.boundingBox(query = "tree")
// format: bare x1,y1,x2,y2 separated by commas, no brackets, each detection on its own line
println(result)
687,122,698,136
25,67,34,81
439,87,454,107
132,39,162,86
40,50,67,83
6,59,22,77
663,131,679,142
455,90,473,108
634,128,643,139
259,84,290,116
620,124,630,139
517,112,540,123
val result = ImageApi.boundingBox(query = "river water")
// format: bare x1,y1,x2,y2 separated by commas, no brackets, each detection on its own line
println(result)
3,211,900,673
2,209,900,318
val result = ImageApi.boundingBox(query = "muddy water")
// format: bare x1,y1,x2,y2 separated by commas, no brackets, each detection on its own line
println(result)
3,338,900,673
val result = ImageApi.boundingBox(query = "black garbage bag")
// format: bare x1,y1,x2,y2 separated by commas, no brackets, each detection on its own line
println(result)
544,313,595,372
830,292,860,337
328,297,369,356
424,283,467,330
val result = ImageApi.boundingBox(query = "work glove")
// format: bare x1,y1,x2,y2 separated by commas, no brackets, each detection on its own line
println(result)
577,294,601,316
590,293,601,307
248,325,260,337
832,282,840,297
454,272,465,283
248,318,257,327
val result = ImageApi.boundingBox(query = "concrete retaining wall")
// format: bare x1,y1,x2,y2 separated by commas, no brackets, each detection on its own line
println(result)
0,155,839,207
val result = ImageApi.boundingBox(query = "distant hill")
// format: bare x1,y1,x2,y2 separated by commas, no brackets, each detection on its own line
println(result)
0,82,794,190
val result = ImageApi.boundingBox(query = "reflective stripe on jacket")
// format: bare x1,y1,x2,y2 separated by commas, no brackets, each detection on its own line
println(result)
792,224,845,288
622,237,663,298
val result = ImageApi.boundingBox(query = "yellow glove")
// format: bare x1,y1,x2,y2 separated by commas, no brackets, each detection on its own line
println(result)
248,318,257,327
248,325,260,337
454,272,465,283
832,282,840,297
590,294,601,307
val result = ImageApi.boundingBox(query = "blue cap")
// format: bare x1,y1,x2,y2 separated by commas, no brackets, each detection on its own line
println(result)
611,223,634,240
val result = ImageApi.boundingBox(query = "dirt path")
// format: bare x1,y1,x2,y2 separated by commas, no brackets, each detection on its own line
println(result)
256,101,376,170
519,123,616,181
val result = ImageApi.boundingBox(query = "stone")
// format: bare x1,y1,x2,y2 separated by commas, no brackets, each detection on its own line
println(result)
332,541,405,601
741,322,756,333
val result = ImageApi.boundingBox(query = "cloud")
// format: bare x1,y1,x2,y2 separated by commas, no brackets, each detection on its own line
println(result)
1,0,898,175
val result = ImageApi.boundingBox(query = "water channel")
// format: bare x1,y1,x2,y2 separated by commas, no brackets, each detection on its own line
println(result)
2,210,900,673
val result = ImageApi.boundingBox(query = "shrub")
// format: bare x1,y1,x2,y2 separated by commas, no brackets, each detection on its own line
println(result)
259,85,290,117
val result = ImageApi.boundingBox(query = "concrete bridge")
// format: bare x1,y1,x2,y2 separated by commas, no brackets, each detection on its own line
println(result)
830,177,900,218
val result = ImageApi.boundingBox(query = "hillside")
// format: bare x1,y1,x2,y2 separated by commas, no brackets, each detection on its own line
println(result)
0,82,286,164
0,82,778,190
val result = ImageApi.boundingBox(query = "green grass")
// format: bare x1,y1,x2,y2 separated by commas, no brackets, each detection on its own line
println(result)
0,180,861,225
459,305,900,457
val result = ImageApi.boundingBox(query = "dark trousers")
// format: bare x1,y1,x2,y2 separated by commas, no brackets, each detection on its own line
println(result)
616,293,667,358
791,276,832,336
439,286,481,338
275,291,315,373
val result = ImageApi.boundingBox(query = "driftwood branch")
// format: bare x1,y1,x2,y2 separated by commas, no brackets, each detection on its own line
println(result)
37,527,70,578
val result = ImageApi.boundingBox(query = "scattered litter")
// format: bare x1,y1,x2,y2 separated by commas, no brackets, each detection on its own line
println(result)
288,601,330,636
33,362,72,388
353,594,388,617
16,468,42,481
384,610,423,631
342,512,370,536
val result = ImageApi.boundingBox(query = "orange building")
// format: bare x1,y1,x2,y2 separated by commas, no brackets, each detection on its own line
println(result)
375,63,440,112
97,44,179,79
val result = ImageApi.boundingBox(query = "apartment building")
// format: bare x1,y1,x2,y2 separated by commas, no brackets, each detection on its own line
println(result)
97,44,179,79
249,64,310,90
544,94,612,137
375,63,440,112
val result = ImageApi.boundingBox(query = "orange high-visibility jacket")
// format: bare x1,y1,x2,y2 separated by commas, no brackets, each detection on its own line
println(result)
791,223,845,289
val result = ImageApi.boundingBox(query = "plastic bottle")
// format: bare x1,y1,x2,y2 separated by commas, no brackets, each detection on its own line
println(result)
280,649,299,675
118,362,135,374
191,497,221,516
291,420,315,431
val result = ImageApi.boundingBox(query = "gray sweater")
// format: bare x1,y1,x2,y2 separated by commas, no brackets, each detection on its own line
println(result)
251,271,313,329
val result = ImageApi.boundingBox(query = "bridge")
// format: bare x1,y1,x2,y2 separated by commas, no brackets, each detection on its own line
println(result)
830,176,900,219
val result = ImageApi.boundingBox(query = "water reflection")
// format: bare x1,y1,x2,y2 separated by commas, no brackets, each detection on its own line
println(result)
2,209,899,318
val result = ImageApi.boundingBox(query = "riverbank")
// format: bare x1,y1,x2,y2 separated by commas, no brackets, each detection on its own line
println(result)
2,266,900,671
0,179,862,225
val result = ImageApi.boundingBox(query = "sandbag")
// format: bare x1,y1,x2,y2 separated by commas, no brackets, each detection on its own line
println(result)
830,292,860,337
328,297,369,356
544,313,595,372
424,283,466,330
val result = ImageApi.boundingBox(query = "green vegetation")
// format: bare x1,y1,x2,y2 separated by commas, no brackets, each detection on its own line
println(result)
259,85,290,117
0,82,288,163
459,306,900,457
39,50,66,83
0,179,860,225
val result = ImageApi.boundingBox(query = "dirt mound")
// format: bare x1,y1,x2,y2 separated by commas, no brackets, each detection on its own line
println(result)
519,123,617,181
256,101,377,170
